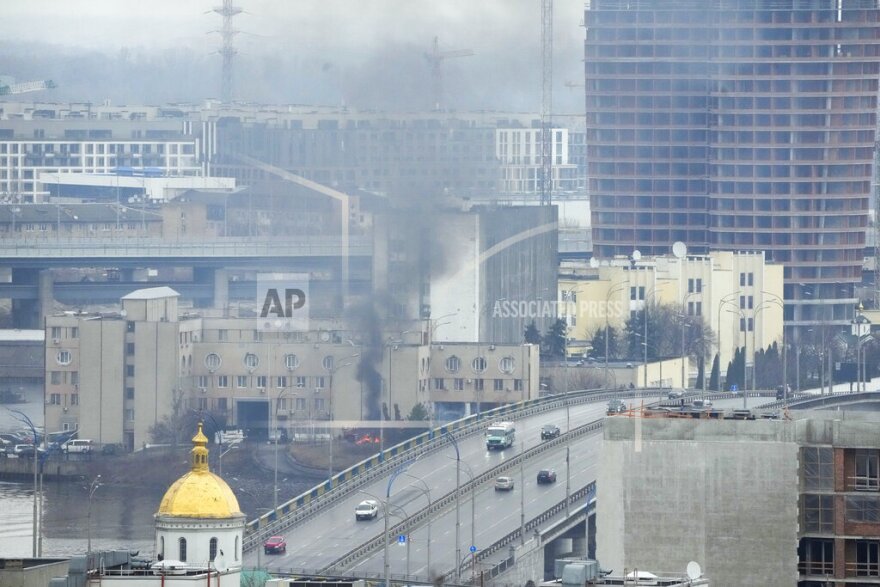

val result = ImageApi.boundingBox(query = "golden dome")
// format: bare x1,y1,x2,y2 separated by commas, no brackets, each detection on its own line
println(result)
156,423,243,519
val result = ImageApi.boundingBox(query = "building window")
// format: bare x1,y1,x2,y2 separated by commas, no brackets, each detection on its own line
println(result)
295,376,307,388
445,355,461,373
514,380,523,392
285,354,300,370
474,378,484,391
71,371,79,385
803,494,834,532
56,350,72,365
179,538,187,562
71,394,79,405
50,326,61,339
256,375,267,388
322,356,335,371
126,343,135,356
217,398,227,411
235,537,239,561
846,496,880,523
295,397,306,411
125,408,135,422
126,365,135,376
197,397,208,410
243,353,259,369
688,278,702,294
198,375,209,388
499,356,516,374
276,376,287,389
218,329,228,341
472,357,487,373
454,378,464,391
125,387,134,400
205,353,222,371
854,449,880,491
218,375,228,388
50,371,61,385
314,398,325,412
494,379,504,391
434,378,446,390
314,376,325,389
209,538,218,562
49,393,61,405
236,375,247,388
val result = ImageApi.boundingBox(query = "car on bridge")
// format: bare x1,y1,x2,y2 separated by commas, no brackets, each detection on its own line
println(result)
494,476,515,491
263,536,287,555
355,499,379,521
607,399,627,415
540,424,560,440
537,469,557,484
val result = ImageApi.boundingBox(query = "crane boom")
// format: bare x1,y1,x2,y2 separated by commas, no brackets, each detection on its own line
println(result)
425,36,474,111
0,79,57,96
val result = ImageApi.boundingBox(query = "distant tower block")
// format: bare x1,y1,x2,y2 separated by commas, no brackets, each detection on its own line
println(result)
212,0,243,103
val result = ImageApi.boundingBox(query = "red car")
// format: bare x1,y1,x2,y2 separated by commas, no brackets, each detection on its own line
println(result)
263,536,286,554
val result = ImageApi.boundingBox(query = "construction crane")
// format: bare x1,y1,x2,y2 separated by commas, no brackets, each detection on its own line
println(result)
0,79,56,96
424,36,473,112
540,0,554,206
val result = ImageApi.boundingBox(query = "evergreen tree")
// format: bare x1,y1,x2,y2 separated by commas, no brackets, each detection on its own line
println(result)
524,321,542,345
543,319,569,358
589,326,620,360
709,353,720,391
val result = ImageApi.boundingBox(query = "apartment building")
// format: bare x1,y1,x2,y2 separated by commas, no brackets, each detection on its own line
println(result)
44,288,539,450
585,0,880,329
559,250,784,369
599,412,880,587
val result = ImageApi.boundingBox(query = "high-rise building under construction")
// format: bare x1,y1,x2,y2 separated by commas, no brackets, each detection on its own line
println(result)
585,0,880,328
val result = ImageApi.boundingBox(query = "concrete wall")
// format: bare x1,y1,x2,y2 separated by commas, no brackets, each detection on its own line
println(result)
597,418,799,587
79,320,126,444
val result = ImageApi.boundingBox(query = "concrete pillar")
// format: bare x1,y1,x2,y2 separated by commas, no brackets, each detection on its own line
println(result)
192,267,217,308
213,267,229,313
11,268,40,328
38,269,53,327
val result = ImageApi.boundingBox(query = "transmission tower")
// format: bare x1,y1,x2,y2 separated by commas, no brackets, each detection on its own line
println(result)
540,0,554,205
211,0,243,103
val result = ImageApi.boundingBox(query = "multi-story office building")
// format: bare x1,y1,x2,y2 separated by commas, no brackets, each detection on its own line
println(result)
44,287,539,450
599,411,880,587
559,250,784,372
585,0,880,329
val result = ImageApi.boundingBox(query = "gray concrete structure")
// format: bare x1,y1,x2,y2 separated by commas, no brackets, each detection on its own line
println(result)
598,417,800,587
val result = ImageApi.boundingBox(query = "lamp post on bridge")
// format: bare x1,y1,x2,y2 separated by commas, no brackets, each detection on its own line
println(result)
9,408,41,557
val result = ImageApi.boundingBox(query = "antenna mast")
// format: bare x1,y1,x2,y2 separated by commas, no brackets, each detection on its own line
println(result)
212,0,243,104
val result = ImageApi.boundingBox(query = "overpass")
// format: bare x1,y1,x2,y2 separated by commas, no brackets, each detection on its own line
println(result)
239,389,774,584
0,236,371,327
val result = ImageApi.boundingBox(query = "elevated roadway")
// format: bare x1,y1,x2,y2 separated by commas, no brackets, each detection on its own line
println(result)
241,390,772,582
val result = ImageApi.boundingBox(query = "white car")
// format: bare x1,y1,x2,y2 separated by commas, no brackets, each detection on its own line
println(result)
355,499,379,521
494,476,515,492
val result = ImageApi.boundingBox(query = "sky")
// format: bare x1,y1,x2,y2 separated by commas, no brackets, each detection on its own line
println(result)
0,0,587,112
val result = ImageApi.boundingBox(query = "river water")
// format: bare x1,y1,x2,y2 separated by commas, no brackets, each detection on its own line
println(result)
0,386,156,558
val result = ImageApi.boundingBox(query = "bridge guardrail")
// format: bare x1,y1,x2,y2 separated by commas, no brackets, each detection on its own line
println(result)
243,387,667,551
319,417,605,574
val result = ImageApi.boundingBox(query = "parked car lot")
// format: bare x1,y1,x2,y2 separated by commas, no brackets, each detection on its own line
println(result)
13,444,45,458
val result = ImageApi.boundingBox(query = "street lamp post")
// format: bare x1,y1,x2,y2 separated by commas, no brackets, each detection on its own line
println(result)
727,308,748,409
604,281,628,387
87,475,102,557
9,409,40,557
445,431,462,582
403,474,433,576
680,292,698,389
717,292,741,392
273,388,290,511
218,444,239,476
325,355,358,479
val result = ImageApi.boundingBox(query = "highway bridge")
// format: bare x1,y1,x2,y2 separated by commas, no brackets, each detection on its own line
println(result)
239,389,775,584
0,237,371,327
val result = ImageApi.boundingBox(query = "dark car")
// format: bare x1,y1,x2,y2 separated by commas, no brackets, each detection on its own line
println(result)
606,399,627,415
540,424,561,440
263,536,286,554
537,469,557,484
